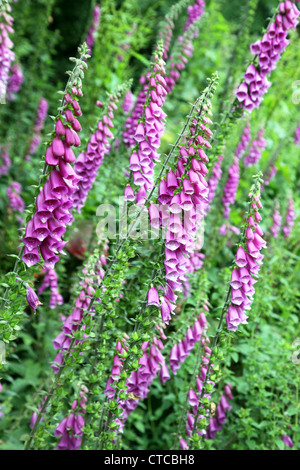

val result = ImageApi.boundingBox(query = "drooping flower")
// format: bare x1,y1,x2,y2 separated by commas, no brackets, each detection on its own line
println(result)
26,285,42,313
281,434,294,448
55,386,88,450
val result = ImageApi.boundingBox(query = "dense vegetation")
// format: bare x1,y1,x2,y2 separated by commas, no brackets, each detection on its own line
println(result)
0,0,299,451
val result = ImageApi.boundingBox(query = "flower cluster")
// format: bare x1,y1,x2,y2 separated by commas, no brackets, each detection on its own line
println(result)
218,224,240,237
0,2,15,102
169,311,207,375
38,267,64,309
123,76,148,148
207,154,223,207
205,385,233,440
236,1,300,112
180,312,215,448
222,157,240,219
7,63,22,101
148,85,215,325
126,48,167,198
283,197,296,238
22,46,89,269
184,0,205,32
295,124,300,145
51,246,108,373
263,162,277,186
85,4,101,55
105,324,168,437
72,95,119,213
55,386,88,450
0,145,11,176
122,90,134,115
7,181,24,213
26,97,48,162
165,3,205,94
235,122,251,160
270,201,282,238
244,129,266,167
226,186,266,332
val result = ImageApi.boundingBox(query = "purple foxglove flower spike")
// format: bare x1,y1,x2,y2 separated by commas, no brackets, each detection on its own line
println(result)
236,2,300,112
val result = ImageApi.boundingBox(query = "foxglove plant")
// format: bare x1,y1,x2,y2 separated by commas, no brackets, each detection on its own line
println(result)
244,128,266,167
158,0,190,60
122,90,134,115
283,197,296,238
38,268,64,309
6,62,22,101
270,200,282,238
55,385,88,450
72,87,123,213
236,1,300,112
85,4,101,55
0,0,15,103
165,5,205,94
26,284,42,314
205,385,233,440
126,44,167,198
7,181,25,214
151,77,217,325
26,97,49,162
207,154,223,208
226,179,266,331
221,157,240,219
184,0,205,33
263,161,277,186
169,312,207,375
281,434,294,448
21,43,90,270
51,244,107,373
235,122,251,160
105,325,169,439
0,144,11,176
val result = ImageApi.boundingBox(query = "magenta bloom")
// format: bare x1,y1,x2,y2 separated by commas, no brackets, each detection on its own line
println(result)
26,285,42,313
147,286,160,307
281,434,294,448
